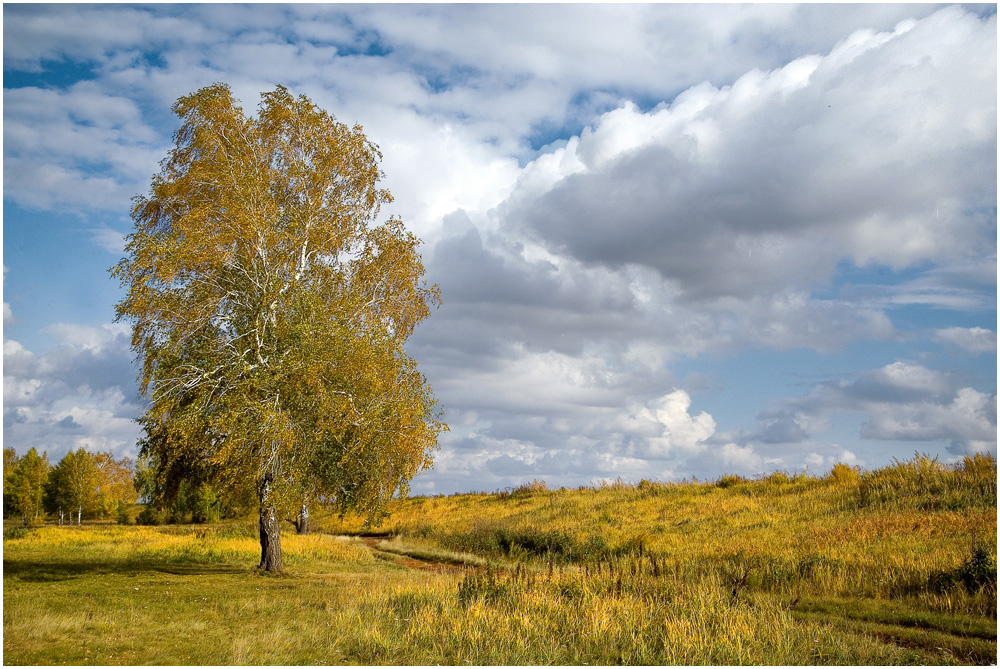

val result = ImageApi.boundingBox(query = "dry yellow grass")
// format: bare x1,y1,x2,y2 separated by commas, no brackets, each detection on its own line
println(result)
4,454,996,665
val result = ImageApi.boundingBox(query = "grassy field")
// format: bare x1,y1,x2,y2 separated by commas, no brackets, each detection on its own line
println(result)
4,454,997,665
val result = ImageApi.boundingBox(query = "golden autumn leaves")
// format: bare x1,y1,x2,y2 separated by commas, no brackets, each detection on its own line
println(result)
112,83,445,570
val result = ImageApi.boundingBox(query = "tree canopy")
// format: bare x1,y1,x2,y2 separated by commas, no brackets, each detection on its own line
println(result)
112,83,445,570
7,448,50,526
45,448,99,525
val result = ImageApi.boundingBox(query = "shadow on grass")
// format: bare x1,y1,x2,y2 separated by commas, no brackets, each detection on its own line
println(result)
3,558,251,582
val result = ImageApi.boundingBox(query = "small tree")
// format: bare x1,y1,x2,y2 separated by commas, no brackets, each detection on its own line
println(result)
113,84,445,571
47,449,99,525
9,448,50,526
187,482,220,524
116,500,132,525
93,452,138,518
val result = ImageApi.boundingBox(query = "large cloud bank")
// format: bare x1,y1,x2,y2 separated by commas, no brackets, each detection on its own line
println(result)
407,7,995,490
2,5,995,491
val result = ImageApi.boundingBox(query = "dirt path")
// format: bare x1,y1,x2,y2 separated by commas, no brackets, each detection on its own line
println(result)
356,535,480,575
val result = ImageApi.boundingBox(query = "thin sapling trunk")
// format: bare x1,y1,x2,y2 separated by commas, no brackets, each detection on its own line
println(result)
295,504,309,535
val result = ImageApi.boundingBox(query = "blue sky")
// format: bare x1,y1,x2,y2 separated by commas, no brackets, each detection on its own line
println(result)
3,3,996,494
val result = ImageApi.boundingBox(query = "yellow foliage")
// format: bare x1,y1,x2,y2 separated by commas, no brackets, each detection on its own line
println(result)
111,83,446,571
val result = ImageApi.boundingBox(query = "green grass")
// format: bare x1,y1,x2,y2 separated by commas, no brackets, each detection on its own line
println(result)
4,454,997,665
792,598,997,665
3,525,391,665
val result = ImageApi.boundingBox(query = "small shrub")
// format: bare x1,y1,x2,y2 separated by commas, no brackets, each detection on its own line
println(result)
958,543,998,592
722,551,760,602
441,523,577,559
828,462,860,486
930,541,997,594
506,528,576,559
3,526,30,540
115,501,132,525
444,525,582,562
512,479,548,497
136,504,165,526
636,478,671,496
715,474,746,489
763,471,791,486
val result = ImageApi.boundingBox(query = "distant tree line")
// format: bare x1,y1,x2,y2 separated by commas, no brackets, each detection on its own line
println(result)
3,447,137,526
2,447,276,528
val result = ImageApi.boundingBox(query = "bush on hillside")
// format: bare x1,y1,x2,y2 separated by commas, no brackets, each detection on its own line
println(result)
715,474,746,489
857,452,996,510
929,540,997,594
827,462,860,486
513,479,548,497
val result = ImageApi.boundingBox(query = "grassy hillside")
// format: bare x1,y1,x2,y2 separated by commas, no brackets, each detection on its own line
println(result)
4,454,996,665
325,455,996,609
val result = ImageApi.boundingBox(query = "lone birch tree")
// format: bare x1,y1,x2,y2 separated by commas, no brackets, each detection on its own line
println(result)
113,83,445,572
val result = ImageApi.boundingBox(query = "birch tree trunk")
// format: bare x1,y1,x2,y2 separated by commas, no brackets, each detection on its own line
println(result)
295,504,309,535
257,473,283,572
114,84,445,571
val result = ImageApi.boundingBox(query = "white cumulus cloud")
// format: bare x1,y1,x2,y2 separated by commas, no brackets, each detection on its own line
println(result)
933,327,997,353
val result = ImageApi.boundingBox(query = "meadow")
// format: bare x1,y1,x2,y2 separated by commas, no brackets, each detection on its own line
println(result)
3,454,996,665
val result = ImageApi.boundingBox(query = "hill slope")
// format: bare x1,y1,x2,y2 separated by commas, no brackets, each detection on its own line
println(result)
4,454,996,665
